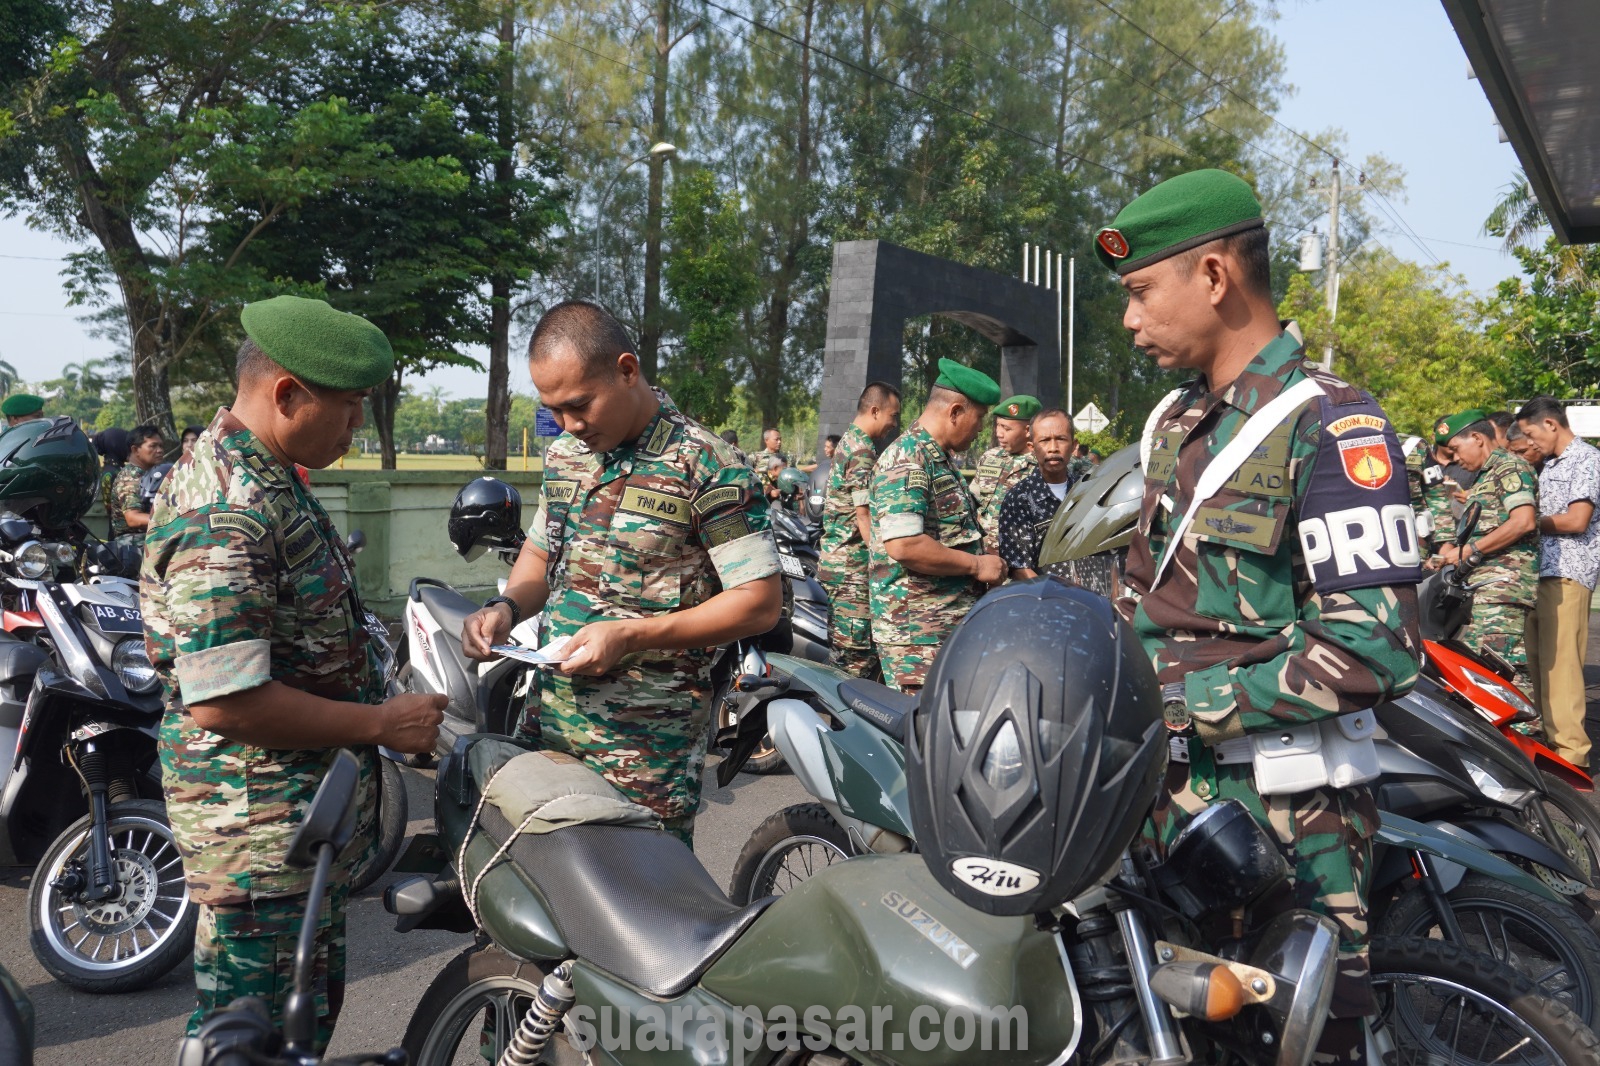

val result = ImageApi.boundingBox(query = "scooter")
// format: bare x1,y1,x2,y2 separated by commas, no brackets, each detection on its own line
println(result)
726,648,1600,1027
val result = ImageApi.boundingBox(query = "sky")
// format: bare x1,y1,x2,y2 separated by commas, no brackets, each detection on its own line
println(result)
0,0,1529,401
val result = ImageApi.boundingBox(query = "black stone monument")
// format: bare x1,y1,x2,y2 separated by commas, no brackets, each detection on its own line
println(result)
817,240,1062,454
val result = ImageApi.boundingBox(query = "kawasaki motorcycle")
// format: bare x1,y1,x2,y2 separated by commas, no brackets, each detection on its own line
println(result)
727,652,1600,1033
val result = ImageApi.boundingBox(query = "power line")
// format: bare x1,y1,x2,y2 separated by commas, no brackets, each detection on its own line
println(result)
0,253,64,262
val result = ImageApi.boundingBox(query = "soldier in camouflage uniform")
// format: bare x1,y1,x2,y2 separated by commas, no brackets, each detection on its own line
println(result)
1435,411,1540,692
869,359,1005,693
751,428,792,499
108,425,164,543
142,296,444,1049
461,301,782,845
1100,171,1421,1061
970,395,1039,555
817,382,902,681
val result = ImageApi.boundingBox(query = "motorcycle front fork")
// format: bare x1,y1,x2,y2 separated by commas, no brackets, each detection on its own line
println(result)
59,737,131,903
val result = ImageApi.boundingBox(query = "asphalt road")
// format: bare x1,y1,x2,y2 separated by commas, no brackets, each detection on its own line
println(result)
0,757,810,1065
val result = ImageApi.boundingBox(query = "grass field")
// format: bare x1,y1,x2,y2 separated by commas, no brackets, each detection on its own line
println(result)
333,452,545,471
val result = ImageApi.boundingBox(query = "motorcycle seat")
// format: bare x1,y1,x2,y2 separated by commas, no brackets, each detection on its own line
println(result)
836,679,916,744
499,815,775,997
417,584,479,648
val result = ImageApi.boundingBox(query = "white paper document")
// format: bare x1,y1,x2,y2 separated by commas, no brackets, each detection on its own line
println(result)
490,635,572,666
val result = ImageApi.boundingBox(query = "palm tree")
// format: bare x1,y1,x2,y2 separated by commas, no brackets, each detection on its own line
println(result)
1484,172,1589,284
59,359,110,396
0,359,18,398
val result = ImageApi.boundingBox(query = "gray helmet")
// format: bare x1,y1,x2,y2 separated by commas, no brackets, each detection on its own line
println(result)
1038,444,1143,564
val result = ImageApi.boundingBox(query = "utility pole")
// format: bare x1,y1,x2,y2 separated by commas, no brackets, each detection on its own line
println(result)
1322,159,1341,371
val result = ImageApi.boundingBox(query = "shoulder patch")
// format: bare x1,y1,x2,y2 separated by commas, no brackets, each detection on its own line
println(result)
906,469,930,491
1338,435,1395,489
206,511,268,544
640,418,677,458
693,484,743,515
1326,413,1388,437
1500,472,1523,494
702,512,752,547
282,515,321,571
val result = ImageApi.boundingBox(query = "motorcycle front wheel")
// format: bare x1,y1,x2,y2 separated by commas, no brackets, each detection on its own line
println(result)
1370,936,1600,1066
403,944,586,1065
729,802,853,905
1529,774,1600,896
350,756,408,895
28,799,196,993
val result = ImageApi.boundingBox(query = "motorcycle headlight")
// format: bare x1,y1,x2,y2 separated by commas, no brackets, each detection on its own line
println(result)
112,638,161,694
1467,672,1538,721
1461,754,1536,806
12,540,49,580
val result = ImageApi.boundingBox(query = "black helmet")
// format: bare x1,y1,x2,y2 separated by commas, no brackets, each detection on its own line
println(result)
907,579,1166,916
448,477,525,561
0,416,100,531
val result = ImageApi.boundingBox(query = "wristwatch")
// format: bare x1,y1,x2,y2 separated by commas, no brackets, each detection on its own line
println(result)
1161,681,1192,733
484,595,522,626
1465,543,1485,569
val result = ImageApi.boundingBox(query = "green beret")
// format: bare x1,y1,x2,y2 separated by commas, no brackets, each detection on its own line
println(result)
0,394,43,418
1094,169,1265,275
240,295,394,391
995,395,1041,422
934,358,1000,407
1437,409,1491,445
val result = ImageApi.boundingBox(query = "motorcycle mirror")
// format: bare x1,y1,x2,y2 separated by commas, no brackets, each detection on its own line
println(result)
1455,502,1482,547
286,749,362,869
346,529,367,555
90,543,119,573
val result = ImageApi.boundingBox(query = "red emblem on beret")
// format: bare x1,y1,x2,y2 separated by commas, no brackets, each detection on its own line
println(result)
1008,404,1019,416
1435,421,1450,437
1097,228,1130,259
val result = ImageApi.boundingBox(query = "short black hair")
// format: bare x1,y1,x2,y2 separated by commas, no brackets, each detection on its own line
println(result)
1488,411,1514,432
719,428,740,447
825,433,841,446
857,381,902,413
1174,225,1273,300
1506,420,1527,442
1517,396,1568,429
528,300,634,376
182,424,204,439
129,424,163,450
1031,408,1073,432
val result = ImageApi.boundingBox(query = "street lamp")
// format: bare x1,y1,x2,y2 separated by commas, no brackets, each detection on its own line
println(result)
594,141,677,306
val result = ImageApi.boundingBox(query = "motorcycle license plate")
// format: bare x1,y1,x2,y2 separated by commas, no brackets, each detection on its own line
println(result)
779,555,807,579
86,603,143,634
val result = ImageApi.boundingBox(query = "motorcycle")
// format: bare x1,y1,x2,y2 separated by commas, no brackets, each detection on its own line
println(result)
726,648,1600,1028
0,516,195,994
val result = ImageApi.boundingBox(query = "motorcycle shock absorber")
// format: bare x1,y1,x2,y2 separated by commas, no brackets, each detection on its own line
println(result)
497,960,576,1066
65,740,119,903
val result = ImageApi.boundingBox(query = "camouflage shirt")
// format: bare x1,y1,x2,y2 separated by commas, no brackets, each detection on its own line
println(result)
751,447,791,488
1120,333,1422,745
971,446,1036,553
1463,448,1539,608
142,407,379,906
818,423,878,587
528,390,780,819
869,422,985,646
109,463,148,539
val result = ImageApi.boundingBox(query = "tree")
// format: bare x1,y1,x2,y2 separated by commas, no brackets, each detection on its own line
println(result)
1279,250,1501,435
1481,237,1600,400
0,359,20,398
662,170,758,425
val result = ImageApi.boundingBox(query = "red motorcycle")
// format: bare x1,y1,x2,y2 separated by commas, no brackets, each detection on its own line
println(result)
1420,502,1589,786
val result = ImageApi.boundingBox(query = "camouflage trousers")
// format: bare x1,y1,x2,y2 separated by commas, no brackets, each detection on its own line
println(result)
190,878,350,1053
821,577,880,682
877,643,938,694
1460,600,1532,691
1144,752,1377,1031
521,664,712,845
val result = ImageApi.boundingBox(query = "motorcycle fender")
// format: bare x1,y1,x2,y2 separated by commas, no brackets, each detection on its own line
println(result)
1506,734,1593,791
768,698,913,838
768,699,841,808
701,853,1080,1066
1372,812,1563,901
1425,815,1585,890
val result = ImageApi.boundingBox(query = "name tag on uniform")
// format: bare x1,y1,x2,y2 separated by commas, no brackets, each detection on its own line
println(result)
619,486,691,527
544,479,578,504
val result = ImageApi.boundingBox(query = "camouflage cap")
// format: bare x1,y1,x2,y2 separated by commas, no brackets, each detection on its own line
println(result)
240,295,394,391
934,358,1000,407
1094,169,1265,275
0,393,43,418
1437,409,1490,445
994,395,1041,422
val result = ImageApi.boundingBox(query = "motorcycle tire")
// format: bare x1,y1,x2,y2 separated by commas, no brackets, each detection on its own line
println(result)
1531,773,1600,895
1370,936,1600,1066
1378,872,1600,1025
28,799,197,994
729,802,853,905
351,756,408,895
402,944,586,1065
